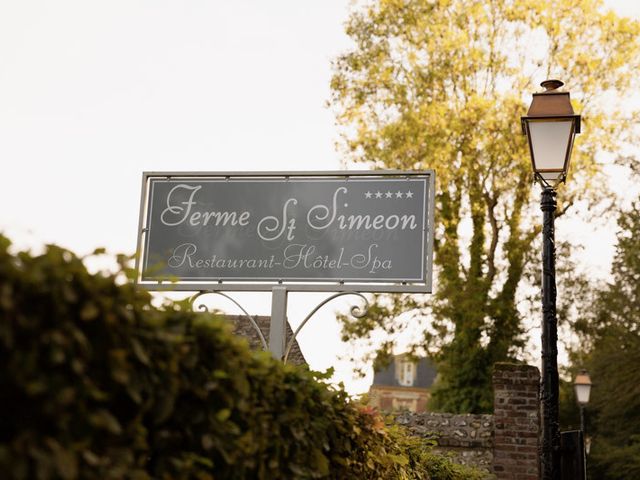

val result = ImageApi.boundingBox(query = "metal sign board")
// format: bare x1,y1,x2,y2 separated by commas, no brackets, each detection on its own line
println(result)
135,171,434,293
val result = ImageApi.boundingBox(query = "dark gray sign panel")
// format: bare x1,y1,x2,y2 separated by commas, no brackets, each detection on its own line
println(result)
136,171,434,292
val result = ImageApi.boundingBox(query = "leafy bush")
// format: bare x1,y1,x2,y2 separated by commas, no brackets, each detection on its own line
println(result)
0,236,487,479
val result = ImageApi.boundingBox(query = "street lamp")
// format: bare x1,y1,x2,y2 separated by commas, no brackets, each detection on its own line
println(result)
521,79,581,187
574,369,592,436
522,79,581,480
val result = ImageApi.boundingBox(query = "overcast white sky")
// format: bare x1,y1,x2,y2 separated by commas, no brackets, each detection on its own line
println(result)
1,0,638,394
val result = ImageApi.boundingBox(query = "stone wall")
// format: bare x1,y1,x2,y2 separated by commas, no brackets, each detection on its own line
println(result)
391,363,540,477
394,411,494,471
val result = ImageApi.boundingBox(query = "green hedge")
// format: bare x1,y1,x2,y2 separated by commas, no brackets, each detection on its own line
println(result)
0,236,487,479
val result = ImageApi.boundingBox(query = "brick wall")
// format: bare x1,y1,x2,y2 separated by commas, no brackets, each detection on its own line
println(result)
492,363,540,479
390,363,541,477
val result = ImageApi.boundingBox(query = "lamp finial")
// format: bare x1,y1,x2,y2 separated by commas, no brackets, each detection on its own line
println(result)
540,79,564,92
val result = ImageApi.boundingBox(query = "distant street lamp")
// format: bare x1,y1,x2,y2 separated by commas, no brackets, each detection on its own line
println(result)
585,436,592,456
574,369,593,437
522,79,581,480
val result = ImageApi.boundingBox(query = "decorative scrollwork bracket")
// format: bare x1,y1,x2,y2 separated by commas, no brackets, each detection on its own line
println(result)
188,290,268,351
187,289,369,364
282,291,370,364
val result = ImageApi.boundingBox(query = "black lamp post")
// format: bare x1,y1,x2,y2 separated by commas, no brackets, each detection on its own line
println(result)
574,369,592,439
522,79,581,480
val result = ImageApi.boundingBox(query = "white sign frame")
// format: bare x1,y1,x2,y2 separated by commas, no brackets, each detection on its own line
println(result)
135,170,435,293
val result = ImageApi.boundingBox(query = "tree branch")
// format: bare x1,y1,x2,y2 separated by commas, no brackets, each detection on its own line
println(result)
484,190,500,285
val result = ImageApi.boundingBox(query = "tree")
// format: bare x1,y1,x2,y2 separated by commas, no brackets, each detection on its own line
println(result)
331,0,640,412
572,203,640,479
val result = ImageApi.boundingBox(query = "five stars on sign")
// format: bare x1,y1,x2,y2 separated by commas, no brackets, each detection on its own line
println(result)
365,190,414,199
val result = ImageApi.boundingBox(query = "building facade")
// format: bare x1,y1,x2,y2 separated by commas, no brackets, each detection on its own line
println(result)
368,354,437,413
